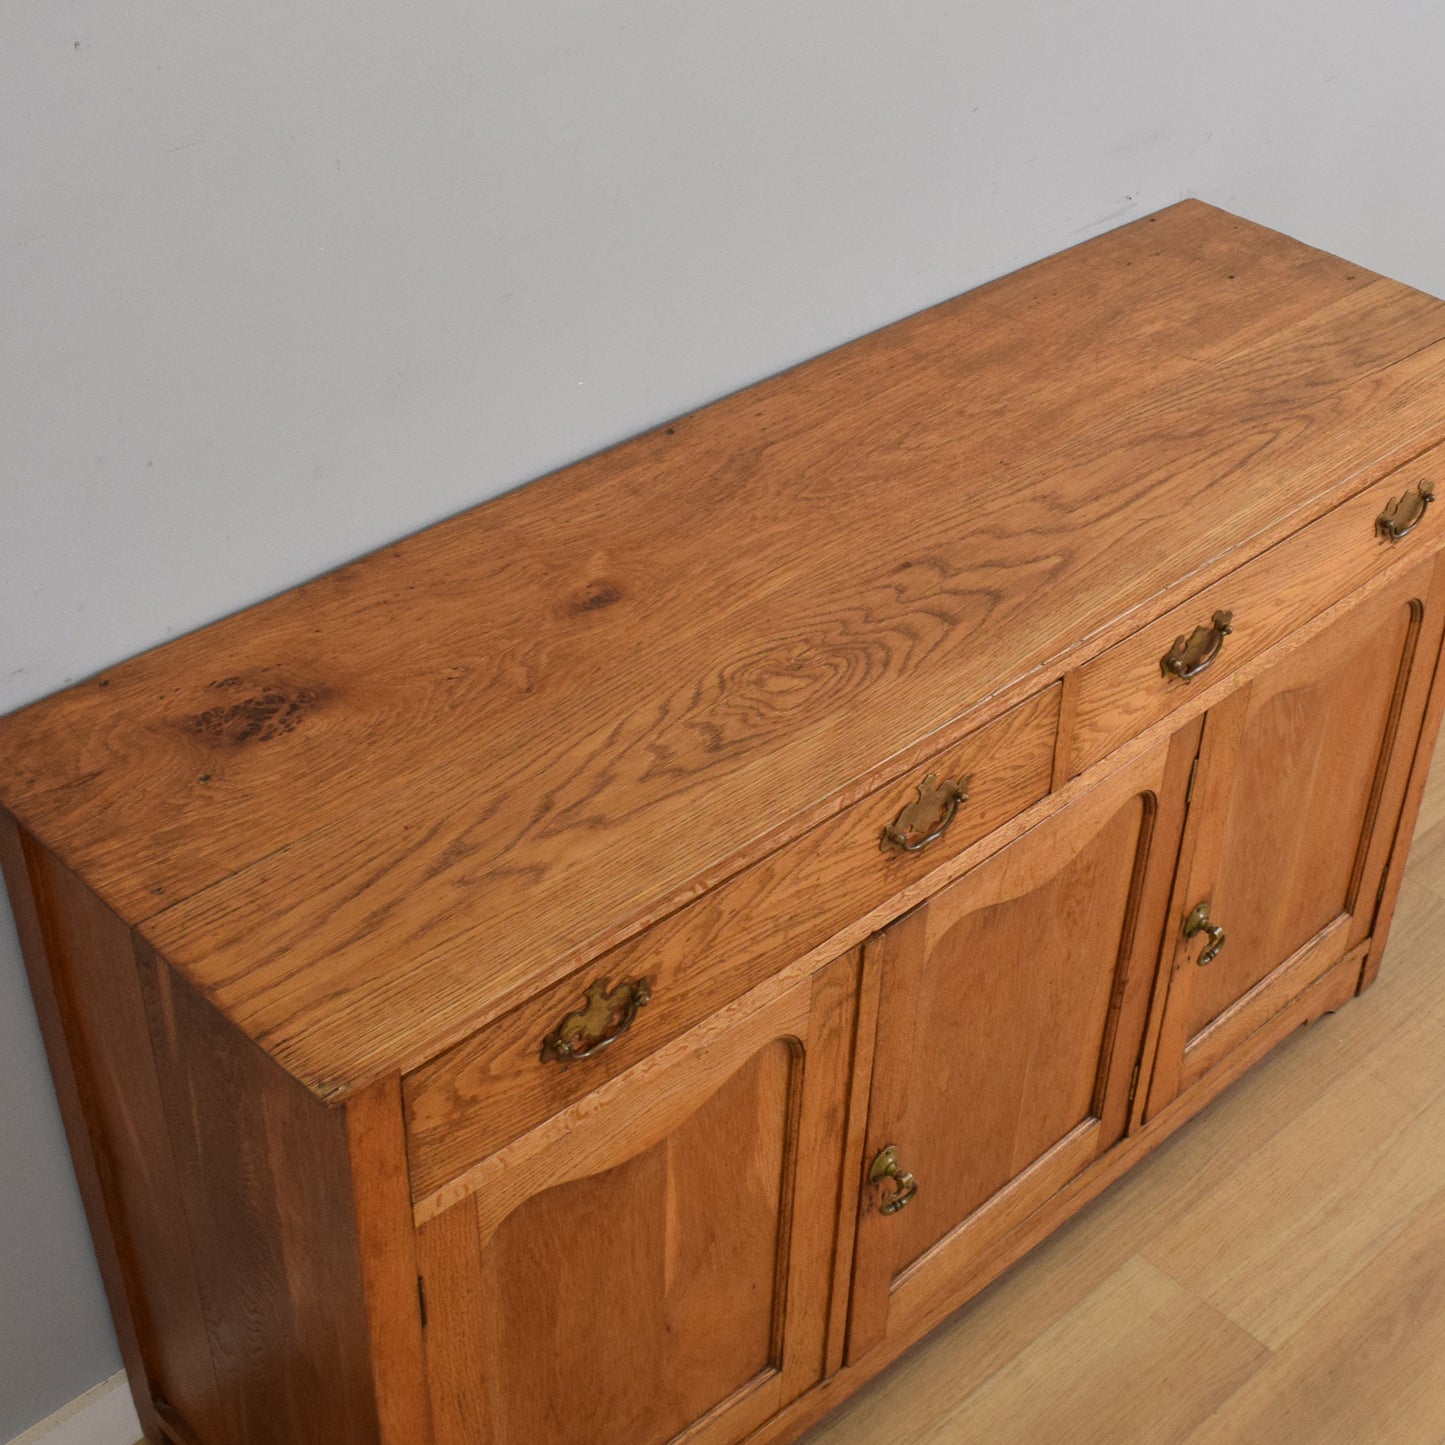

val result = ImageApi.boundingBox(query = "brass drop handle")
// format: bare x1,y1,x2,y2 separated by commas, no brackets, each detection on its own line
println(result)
1184,901,1226,967
869,1144,919,1215
1377,480,1436,542
540,976,652,1063
880,773,970,854
1161,610,1233,682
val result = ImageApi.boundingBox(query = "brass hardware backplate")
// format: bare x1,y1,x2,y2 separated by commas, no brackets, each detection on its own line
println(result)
1378,480,1436,542
1161,610,1233,683
540,975,652,1064
881,773,970,854
868,1144,919,1215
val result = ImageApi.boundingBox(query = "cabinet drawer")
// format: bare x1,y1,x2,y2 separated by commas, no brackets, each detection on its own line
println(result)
1065,449,1445,778
403,682,1060,1213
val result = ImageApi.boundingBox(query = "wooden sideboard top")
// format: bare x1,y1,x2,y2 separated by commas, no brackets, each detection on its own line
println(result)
5,199,1445,1099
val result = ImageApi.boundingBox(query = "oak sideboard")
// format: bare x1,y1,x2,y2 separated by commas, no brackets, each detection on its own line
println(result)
6,200,1445,1445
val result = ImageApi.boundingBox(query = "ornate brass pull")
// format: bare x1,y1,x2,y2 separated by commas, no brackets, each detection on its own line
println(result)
1377,480,1436,542
1184,901,1226,967
869,1145,919,1215
1161,610,1233,682
540,976,652,1064
880,773,970,854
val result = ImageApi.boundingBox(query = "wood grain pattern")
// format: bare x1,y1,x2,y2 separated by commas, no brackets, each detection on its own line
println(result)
781,897,1440,1445
1142,1066,1445,1350
1146,560,1445,1115
139,296,1445,1100
777,735,1445,1444
1066,442,1445,776
1329,881,1445,1109
4,205,1445,1098
824,942,885,1382
880,1255,1268,1445
137,953,391,1445
401,684,1056,1198
415,951,857,1445
1358,551,1445,990
1181,1188,1445,1445
342,1079,432,1445
742,949,1365,1445
0,821,180,1445
846,729,1197,1363
8,205,1445,1445
487,1042,790,1442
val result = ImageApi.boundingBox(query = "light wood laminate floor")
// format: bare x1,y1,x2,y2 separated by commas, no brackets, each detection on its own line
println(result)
805,758,1445,1445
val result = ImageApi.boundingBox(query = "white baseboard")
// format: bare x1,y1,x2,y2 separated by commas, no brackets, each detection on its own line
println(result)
7,1374,142,1445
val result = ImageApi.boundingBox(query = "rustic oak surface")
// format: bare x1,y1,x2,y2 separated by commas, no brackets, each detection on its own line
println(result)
5,200,1445,1097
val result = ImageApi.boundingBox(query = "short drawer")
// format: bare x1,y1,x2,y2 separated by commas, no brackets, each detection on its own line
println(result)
402,682,1060,1213
1065,450,1445,778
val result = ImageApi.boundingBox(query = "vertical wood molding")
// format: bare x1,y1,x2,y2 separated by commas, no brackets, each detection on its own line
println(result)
343,1078,433,1445
1361,549,1445,988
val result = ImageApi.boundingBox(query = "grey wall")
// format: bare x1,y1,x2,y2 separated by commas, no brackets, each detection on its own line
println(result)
3,1,1444,1436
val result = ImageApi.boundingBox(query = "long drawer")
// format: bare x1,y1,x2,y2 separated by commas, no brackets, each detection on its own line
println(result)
1064,447,1445,779
402,682,1060,1214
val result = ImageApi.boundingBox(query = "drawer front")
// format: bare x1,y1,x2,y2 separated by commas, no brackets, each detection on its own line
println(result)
1066,450,1445,778
403,682,1060,1209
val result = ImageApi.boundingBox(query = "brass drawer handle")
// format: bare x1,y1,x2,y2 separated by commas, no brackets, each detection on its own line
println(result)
1184,901,1226,966
540,976,652,1064
1161,610,1233,682
1377,480,1436,542
880,773,970,854
869,1145,919,1215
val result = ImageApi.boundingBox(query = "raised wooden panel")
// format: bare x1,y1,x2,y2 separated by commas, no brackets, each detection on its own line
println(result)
491,1041,788,1443
417,954,857,1445
1189,600,1412,1035
1147,558,1445,1113
846,732,1196,1363
881,796,1142,1267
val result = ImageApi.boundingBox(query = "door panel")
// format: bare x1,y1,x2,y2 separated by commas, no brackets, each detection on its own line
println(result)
1148,558,1445,1115
880,793,1146,1275
846,732,1196,1362
1186,593,1413,1040
485,1040,789,1443
417,954,856,1445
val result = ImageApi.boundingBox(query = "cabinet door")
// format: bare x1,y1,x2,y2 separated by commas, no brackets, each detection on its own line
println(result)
846,732,1196,1361
414,953,856,1445
1146,558,1445,1117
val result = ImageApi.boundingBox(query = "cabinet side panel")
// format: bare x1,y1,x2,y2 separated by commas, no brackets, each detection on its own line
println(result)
138,948,385,1445
0,818,220,1444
